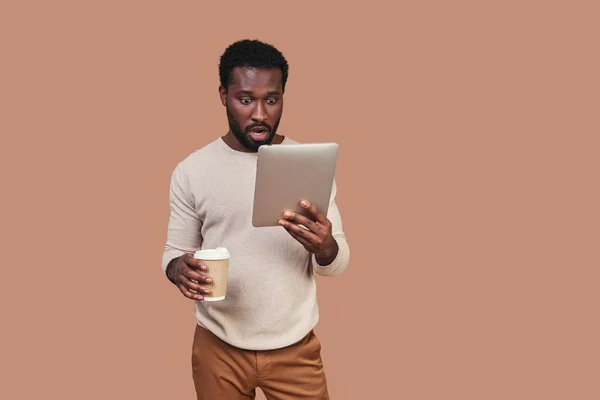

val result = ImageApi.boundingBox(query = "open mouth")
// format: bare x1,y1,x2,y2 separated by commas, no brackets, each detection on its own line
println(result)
249,126,269,141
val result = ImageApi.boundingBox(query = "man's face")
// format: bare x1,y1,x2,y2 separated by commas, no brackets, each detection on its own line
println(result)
220,67,284,151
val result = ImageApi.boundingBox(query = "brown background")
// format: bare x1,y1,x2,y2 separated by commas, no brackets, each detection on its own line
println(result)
1,1,599,399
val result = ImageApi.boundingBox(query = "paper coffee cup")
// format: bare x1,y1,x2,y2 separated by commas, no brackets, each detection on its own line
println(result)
193,247,230,301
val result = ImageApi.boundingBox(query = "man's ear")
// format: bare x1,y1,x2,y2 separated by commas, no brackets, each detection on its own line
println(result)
219,86,227,107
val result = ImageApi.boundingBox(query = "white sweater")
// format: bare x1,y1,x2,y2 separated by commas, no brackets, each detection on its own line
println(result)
162,137,350,350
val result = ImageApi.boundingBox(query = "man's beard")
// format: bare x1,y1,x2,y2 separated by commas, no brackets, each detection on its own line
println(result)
226,105,281,151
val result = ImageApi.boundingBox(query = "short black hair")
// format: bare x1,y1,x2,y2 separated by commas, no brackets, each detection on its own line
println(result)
219,39,289,92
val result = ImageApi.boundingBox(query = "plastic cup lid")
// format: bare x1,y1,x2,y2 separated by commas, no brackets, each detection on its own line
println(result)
193,247,230,260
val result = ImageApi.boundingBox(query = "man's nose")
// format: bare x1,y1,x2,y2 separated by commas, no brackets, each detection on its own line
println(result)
251,102,268,122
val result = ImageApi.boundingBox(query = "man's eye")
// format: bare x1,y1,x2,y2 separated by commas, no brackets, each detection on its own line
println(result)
267,98,277,105
240,98,251,105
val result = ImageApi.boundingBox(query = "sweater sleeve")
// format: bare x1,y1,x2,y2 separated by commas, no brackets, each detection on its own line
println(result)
312,179,350,276
162,161,203,275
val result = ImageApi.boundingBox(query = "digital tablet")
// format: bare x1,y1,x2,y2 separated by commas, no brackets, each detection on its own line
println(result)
252,142,339,227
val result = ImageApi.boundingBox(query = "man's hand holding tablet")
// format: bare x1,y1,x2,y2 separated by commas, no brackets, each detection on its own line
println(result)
278,199,339,266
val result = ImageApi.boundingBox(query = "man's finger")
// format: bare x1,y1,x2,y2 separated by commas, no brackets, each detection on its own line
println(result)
181,267,213,284
285,228,317,252
280,219,320,242
183,253,208,271
183,278,212,296
281,211,318,232
178,284,204,301
280,220,320,250
299,200,327,224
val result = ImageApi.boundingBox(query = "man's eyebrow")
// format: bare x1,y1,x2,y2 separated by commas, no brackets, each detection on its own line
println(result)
234,89,282,96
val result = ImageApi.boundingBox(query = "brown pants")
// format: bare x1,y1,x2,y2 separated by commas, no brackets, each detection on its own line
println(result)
191,324,330,399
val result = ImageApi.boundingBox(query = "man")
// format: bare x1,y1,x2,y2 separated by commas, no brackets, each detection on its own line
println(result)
162,39,350,400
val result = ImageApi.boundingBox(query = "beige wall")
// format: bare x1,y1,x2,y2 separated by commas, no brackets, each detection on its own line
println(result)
1,1,599,399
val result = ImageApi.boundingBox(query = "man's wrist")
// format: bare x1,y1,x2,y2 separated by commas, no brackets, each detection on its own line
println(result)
315,238,339,266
